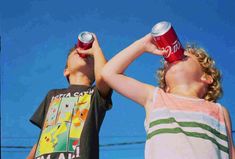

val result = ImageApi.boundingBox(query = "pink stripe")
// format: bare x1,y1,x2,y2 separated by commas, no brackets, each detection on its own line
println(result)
153,88,225,124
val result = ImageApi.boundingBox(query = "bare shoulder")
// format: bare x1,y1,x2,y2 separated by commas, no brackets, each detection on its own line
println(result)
221,106,235,159
220,105,232,133
221,106,231,120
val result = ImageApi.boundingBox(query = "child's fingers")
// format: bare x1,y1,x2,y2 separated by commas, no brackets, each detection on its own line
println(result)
152,48,168,56
140,33,152,44
91,33,100,47
145,33,153,41
76,48,93,55
91,33,97,41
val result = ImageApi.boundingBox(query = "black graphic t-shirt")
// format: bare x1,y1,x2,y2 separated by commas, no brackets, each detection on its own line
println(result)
30,85,112,159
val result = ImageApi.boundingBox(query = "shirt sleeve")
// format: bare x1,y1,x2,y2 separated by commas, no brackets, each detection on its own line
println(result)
89,86,113,132
93,86,113,111
29,92,50,129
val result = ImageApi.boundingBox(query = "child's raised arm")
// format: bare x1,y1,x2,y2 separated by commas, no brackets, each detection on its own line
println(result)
102,34,166,107
77,33,111,99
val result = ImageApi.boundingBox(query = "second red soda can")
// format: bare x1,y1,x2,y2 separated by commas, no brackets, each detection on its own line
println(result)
77,31,94,58
151,21,185,63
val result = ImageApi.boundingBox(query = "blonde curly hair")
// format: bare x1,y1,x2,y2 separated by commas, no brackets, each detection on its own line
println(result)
157,44,222,102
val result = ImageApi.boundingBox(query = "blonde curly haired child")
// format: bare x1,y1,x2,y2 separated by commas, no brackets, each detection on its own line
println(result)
102,34,234,159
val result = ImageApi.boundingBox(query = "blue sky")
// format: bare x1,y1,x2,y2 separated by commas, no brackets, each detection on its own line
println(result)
1,0,235,158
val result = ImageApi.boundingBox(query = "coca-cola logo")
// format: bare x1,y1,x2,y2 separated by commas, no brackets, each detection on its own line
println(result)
164,40,181,58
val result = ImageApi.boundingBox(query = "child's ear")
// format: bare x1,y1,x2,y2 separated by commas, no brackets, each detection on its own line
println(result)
201,74,213,84
64,69,70,77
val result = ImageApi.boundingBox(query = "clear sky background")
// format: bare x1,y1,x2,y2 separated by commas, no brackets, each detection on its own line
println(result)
1,0,235,158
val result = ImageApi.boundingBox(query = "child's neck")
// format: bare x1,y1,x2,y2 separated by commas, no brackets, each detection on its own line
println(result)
69,72,91,86
168,84,205,99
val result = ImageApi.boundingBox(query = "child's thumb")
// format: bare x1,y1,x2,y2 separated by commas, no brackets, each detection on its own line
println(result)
153,49,168,56
76,48,92,55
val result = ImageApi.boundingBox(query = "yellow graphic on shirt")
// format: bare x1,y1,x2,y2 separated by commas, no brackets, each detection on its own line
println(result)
70,93,91,139
38,123,68,154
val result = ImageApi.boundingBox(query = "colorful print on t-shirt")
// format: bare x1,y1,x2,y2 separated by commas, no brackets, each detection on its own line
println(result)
35,89,93,158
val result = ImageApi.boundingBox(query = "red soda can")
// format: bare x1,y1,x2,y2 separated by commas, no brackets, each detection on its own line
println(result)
151,21,185,63
77,31,94,58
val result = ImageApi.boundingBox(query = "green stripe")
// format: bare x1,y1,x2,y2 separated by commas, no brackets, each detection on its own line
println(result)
149,117,228,141
147,127,229,153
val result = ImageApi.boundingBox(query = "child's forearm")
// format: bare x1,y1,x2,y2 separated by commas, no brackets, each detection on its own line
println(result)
93,47,111,98
102,40,155,106
102,34,164,106
93,47,107,81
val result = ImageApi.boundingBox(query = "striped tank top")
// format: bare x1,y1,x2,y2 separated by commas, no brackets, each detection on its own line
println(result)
144,87,229,159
